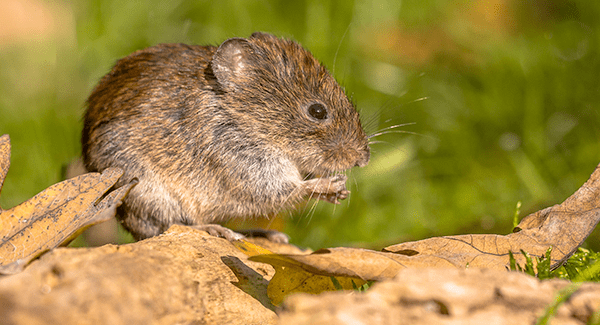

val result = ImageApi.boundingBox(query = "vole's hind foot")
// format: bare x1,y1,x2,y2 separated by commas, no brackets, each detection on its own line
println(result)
304,174,349,204
237,229,290,243
189,224,245,241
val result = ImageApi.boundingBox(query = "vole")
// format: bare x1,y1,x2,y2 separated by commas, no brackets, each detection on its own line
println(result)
82,32,370,241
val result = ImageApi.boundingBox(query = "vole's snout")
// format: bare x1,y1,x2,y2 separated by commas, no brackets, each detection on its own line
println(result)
354,146,370,168
327,144,370,171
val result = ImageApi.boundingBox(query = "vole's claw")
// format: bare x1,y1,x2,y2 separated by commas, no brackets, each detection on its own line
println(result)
337,189,350,201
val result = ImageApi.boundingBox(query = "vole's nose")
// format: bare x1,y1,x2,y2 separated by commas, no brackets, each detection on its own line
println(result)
354,147,370,168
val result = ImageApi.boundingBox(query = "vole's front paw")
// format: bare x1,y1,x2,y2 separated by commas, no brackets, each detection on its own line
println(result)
304,174,349,204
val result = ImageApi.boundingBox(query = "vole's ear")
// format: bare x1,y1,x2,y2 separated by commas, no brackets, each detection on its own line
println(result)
212,38,255,91
249,32,278,42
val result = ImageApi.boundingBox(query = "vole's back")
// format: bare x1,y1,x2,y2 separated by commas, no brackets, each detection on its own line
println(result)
83,44,216,166
83,44,229,239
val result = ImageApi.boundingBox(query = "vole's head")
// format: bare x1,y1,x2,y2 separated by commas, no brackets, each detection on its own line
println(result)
211,32,370,177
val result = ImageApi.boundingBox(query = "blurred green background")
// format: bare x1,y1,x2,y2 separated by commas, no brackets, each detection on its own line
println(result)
0,0,598,249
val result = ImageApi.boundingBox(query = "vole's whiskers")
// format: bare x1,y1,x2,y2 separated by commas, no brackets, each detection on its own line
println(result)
341,170,352,208
369,129,424,139
273,163,320,224
350,170,358,204
305,196,321,225
299,165,321,217
368,123,417,139
265,212,278,229
405,96,428,105
361,96,429,134
332,21,352,76
370,122,416,135
361,99,396,132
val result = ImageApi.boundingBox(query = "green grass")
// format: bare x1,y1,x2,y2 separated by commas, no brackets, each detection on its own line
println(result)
1,0,599,250
508,247,600,281
536,283,583,325
508,248,600,324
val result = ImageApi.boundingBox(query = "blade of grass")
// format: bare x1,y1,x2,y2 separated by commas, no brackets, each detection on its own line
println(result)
536,283,582,325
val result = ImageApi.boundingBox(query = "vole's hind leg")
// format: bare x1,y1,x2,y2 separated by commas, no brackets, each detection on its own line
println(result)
303,174,349,204
237,229,290,243
189,224,245,241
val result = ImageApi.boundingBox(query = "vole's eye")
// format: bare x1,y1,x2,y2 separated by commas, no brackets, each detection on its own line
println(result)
308,103,328,120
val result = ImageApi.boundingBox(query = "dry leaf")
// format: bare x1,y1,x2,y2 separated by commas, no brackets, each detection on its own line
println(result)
384,163,600,270
0,135,10,195
238,240,363,306
0,134,135,274
249,245,451,301
250,248,413,281
0,225,279,325
234,239,276,256
267,266,364,306
250,250,367,305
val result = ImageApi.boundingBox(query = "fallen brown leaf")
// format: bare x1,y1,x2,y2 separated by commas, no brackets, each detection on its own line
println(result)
250,248,414,282
234,239,276,256
0,135,10,194
268,266,365,306
0,225,279,325
249,250,367,305
0,134,135,274
240,241,364,305
385,163,600,270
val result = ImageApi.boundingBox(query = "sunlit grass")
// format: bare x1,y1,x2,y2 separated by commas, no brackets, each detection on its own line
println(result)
1,0,599,249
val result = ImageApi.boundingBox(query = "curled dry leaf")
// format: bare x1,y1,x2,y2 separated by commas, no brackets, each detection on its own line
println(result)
385,163,600,270
266,266,365,306
0,135,10,194
234,239,277,257
238,240,358,306
0,226,279,325
0,134,135,274
250,248,413,281
249,246,448,305
249,250,367,305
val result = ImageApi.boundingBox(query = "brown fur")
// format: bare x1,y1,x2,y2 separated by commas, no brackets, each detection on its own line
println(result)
82,32,370,240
